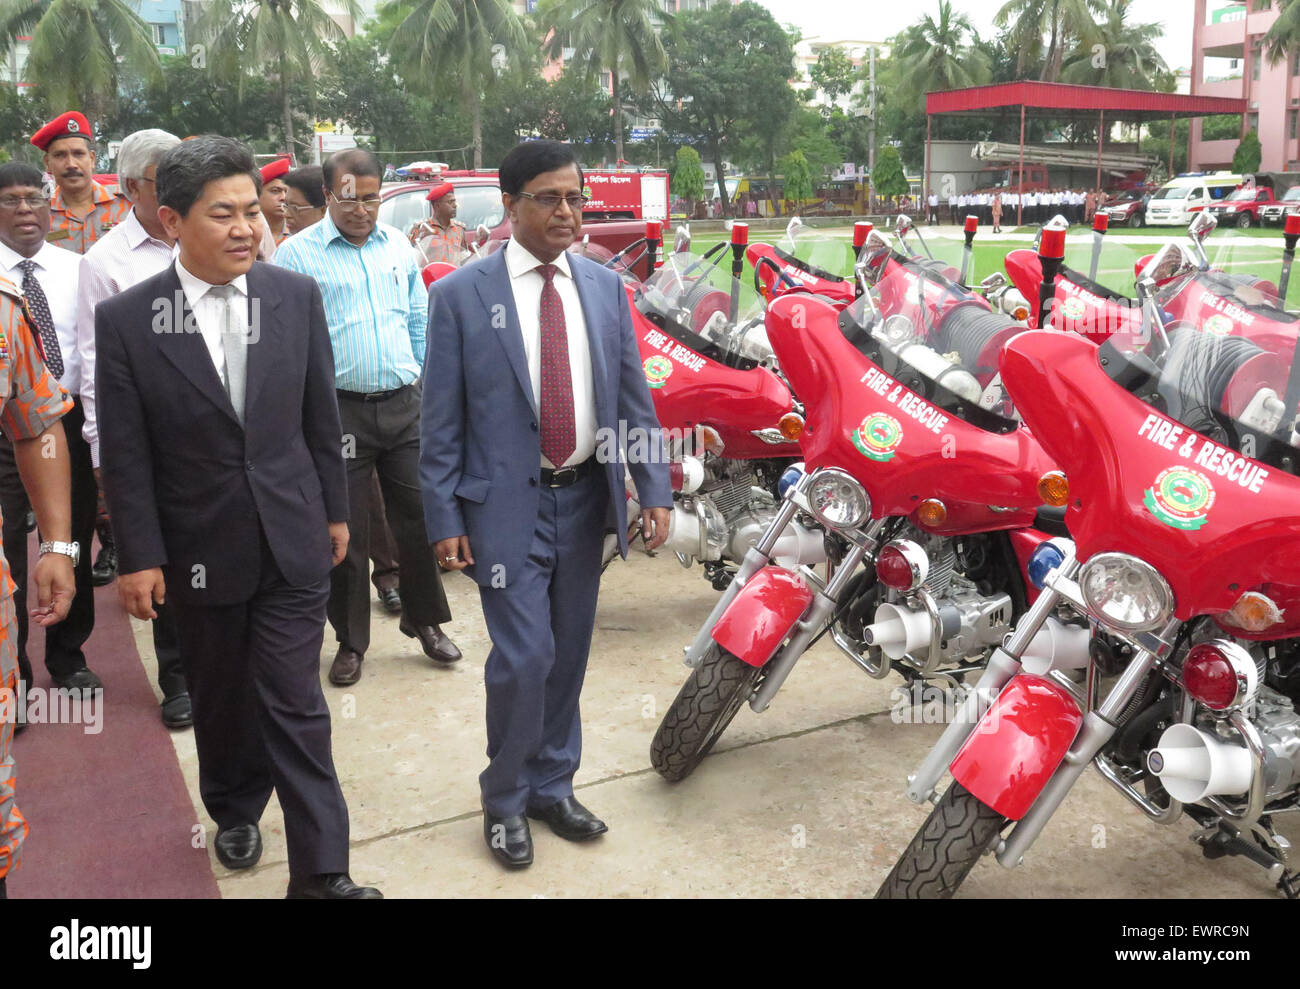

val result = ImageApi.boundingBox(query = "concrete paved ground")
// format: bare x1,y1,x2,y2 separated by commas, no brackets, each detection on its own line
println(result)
131,550,1296,899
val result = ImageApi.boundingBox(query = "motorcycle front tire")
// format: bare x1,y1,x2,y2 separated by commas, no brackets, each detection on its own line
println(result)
874,783,1007,899
650,645,762,782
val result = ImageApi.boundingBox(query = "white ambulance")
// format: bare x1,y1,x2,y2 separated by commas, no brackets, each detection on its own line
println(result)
1144,172,1245,227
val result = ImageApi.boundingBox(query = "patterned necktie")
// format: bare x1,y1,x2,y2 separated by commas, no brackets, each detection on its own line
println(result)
537,263,575,468
18,259,61,378
209,285,247,426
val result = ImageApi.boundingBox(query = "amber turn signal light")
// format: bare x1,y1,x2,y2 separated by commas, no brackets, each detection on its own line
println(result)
778,412,804,440
916,499,947,527
1037,471,1069,507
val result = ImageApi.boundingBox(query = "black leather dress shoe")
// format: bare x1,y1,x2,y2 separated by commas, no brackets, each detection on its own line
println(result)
160,692,193,729
91,542,117,587
377,586,402,615
286,873,383,899
51,668,103,693
526,796,608,842
329,647,363,686
399,619,462,664
214,824,262,870
483,811,533,869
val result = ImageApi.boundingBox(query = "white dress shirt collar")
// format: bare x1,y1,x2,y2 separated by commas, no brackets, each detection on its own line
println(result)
0,237,63,275
121,208,172,252
174,257,248,301
505,236,573,282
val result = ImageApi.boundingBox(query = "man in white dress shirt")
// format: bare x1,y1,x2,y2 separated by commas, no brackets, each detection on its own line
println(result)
0,162,95,702
75,128,192,727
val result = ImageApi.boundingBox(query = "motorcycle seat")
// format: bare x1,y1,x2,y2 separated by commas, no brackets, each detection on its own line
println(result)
1033,504,1070,538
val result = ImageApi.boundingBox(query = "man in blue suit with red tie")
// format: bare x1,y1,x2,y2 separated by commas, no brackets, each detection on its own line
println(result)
420,141,672,869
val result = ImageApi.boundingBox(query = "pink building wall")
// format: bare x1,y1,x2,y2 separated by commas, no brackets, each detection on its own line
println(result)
1191,0,1300,171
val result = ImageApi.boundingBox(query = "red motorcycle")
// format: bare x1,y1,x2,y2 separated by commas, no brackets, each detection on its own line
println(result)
648,231,1065,782
879,252,1300,898
620,236,813,588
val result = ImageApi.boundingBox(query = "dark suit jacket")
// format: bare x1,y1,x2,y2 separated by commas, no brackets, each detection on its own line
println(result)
95,261,349,606
420,247,672,588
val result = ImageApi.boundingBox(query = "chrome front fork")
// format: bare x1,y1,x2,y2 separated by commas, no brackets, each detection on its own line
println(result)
905,546,1080,804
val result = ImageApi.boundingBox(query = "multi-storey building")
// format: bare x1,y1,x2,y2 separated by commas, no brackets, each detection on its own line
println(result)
1191,0,1300,170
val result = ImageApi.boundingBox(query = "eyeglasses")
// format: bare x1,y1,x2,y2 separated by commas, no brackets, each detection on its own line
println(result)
286,203,322,214
0,195,51,211
328,191,382,212
516,192,589,211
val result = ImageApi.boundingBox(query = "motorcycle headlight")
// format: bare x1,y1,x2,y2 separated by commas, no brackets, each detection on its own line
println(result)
808,468,870,530
1078,552,1175,632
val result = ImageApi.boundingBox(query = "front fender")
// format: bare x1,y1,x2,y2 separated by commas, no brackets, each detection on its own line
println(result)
711,566,813,668
949,674,1082,820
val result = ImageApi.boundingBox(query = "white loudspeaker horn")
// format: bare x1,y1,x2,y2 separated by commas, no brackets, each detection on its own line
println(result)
1147,723,1254,804
1020,617,1092,677
864,602,931,660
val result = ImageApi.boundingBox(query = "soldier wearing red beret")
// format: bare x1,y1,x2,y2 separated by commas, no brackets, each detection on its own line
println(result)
31,112,129,255
407,182,468,264
259,155,292,248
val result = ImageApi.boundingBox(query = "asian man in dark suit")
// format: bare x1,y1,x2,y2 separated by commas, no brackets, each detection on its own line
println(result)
421,141,672,869
95,136,379,898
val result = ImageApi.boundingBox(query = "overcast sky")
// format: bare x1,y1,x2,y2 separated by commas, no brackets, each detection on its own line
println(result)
758,0,1196,71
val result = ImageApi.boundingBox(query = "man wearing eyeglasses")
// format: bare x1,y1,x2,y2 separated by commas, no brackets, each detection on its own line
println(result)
0,162,97,703
421,141,671,869
275,148,460,687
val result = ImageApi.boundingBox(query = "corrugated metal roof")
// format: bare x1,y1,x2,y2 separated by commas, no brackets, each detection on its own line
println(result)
927,82,1247,119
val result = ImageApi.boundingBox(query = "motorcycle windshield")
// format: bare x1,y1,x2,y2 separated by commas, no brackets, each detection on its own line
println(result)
840,286,1024,432
1098,272,1300,475
635,249,767,366
567,238,645,287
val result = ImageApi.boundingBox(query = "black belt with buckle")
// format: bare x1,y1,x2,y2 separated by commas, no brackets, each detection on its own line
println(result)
540,457,597,488
337,385,407,403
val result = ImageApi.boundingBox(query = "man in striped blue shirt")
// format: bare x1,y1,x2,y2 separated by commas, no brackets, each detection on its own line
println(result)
275,148,460,686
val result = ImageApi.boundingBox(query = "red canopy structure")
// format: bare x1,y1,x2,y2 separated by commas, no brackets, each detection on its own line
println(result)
923,81,1249,225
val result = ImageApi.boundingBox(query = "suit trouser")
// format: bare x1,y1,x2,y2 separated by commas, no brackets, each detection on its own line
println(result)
368,470,399,594
0,399,97,682
330,384,450,656
171,533,349,879
478,471,608,817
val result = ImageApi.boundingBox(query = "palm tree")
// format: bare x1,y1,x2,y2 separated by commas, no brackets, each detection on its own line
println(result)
198,0,359,155
0,0,161,125
538,0,672,164
898,1,991,94
1262,0,1300,65
387,0,528,168
1061,0,1167,89
995,0,1105,81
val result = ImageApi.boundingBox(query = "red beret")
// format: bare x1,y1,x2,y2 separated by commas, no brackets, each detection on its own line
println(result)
260,156,291,182
426,182,454,203
31,111,92,151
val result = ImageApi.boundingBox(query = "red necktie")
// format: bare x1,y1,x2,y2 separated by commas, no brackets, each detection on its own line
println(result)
537,263,575,467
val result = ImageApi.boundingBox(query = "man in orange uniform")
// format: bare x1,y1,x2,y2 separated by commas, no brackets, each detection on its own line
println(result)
0,271,77,898
33,112,130,257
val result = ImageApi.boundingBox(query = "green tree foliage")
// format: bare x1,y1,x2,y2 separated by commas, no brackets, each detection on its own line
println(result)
385,0,528,167
809,46,856,110
995,0,1104,81
897,1,990,93
1233,129,1263,173
0,85,51,164
672,145,705,203
648,1,796,217
538,0,671,163
780,149,813,202
0,0,161,125
873,144,908,199
1261,0,1300,65
196,0,358,155
1060,0,1167,90
1202,115,1242,141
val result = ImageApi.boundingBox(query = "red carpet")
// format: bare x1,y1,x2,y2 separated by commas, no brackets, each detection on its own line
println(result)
7,538,219,898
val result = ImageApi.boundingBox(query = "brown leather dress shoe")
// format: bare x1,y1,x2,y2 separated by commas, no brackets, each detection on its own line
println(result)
329,646,363,686
398,619,462,664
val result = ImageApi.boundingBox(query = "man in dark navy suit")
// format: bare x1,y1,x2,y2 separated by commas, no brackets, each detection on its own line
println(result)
421,141,672,869
95,135,379,898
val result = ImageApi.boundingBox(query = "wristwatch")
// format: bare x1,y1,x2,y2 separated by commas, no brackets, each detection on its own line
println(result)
39,540,80,566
